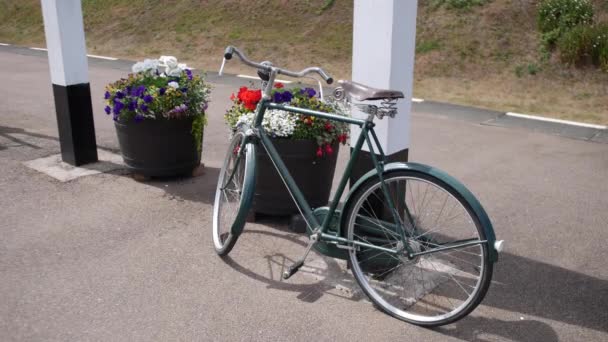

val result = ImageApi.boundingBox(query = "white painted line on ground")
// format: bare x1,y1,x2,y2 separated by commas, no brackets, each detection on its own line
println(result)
0,43,10,46
29,47,47,51
237,74,293,84
412,98,424,103
87,54,117,61
506,112,606,130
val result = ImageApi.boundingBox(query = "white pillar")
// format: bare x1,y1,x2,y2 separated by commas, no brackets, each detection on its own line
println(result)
351,0,417,156
41,0,97,165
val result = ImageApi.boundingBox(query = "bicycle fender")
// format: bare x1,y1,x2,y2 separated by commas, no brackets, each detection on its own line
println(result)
341,162,499,262
231,140,257,236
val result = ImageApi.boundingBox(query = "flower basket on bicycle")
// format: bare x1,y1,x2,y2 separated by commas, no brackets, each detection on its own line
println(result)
224,83,349,216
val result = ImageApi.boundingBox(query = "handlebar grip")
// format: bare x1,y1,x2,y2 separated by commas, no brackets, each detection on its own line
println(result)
318,69,334,85
224,46,234,60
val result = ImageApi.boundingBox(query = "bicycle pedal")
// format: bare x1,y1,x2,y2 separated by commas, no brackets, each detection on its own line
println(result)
282,260,304,280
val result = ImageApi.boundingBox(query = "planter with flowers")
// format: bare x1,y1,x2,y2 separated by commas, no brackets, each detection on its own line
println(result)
104,56,211,177
225,83,349,216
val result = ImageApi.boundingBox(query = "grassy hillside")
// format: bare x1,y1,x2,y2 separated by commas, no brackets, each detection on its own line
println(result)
1,0,607,124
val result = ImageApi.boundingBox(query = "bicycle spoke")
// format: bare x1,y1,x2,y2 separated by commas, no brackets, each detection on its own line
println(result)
347,172,491,326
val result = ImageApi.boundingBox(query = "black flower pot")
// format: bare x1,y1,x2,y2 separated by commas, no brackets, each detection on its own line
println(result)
253,139,339,216
114,117,202,177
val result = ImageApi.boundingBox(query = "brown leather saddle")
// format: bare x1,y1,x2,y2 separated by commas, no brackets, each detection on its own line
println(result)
338,80,404,101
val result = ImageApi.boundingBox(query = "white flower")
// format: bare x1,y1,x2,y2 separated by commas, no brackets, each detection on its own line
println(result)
168,81,179,89
132,59,160,74
142,58,159,71
178,63,188,70
131,62,145,73
159,56,178,68
159,55,182,76
166,67,182,77
236,110,296,137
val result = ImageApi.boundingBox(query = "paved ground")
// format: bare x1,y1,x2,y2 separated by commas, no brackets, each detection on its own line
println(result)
1,47,607,341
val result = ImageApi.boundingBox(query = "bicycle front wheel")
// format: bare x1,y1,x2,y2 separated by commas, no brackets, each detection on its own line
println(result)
212,131,256,256
344,169,493,326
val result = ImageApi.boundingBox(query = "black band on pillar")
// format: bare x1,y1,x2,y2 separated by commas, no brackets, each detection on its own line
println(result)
52,83,98,166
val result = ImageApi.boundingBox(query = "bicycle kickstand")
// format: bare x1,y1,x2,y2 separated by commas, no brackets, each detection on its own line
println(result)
282,230,320,280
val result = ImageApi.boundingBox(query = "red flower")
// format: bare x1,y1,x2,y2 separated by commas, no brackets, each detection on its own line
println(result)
325,144,333,155
275,82,284,88
316,147,323,157
324,122,333,132
338,134,347,144
236,87,262,111
230,93,235,101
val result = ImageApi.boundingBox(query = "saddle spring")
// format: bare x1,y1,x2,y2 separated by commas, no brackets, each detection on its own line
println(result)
378,98,398,119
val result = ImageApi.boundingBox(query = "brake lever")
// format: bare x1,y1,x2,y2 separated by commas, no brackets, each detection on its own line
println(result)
218,57,227,76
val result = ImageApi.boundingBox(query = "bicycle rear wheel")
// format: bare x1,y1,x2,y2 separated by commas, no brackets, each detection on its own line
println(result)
344,169,493,326
212,131,256,256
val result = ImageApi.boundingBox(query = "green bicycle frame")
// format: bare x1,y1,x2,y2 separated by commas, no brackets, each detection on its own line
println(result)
249,97,416,256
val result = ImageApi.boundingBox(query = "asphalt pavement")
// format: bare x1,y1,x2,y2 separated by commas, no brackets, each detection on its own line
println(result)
1,46,607,341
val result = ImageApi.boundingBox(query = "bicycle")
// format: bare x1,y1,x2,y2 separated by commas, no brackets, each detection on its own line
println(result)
213,46,504,327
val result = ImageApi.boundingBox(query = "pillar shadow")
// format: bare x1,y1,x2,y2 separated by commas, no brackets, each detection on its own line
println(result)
0,125,45,150
141,167,221,205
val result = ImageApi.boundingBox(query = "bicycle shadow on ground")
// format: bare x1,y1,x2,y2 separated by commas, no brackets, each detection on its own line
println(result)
224,217,607,340
221,225,366,304
436,316,559,342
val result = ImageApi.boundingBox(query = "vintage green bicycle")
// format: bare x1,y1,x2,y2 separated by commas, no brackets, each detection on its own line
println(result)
213,46,504,327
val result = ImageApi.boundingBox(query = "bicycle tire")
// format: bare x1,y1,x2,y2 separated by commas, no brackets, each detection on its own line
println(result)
344,168,493,326
212,131,256,256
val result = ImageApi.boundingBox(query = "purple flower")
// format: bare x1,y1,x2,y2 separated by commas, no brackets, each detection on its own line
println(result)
159,87,166,96
273,91,293,103
104,91,111,99
115,91,125,99
301,88,316,98
132,85,146,97
282,91,293,102
143,94,153,103
104,105,111,114
128,101,137,111
140,103,148,112
134,114,144,123
185,69,193,80
112,101,124,114
180,87,188,93
273,92,284,103
113,113,119,121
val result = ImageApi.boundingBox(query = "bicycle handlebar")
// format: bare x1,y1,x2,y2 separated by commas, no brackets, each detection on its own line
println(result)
223,45,333,85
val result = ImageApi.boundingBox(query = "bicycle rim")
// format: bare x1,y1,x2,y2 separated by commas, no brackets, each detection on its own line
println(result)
346,171,492,326
212,132,253,255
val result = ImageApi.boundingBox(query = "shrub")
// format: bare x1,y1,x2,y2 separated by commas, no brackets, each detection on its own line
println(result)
558,23,608,71
592,25,608,71
538,0,594,46
557,25,594,64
